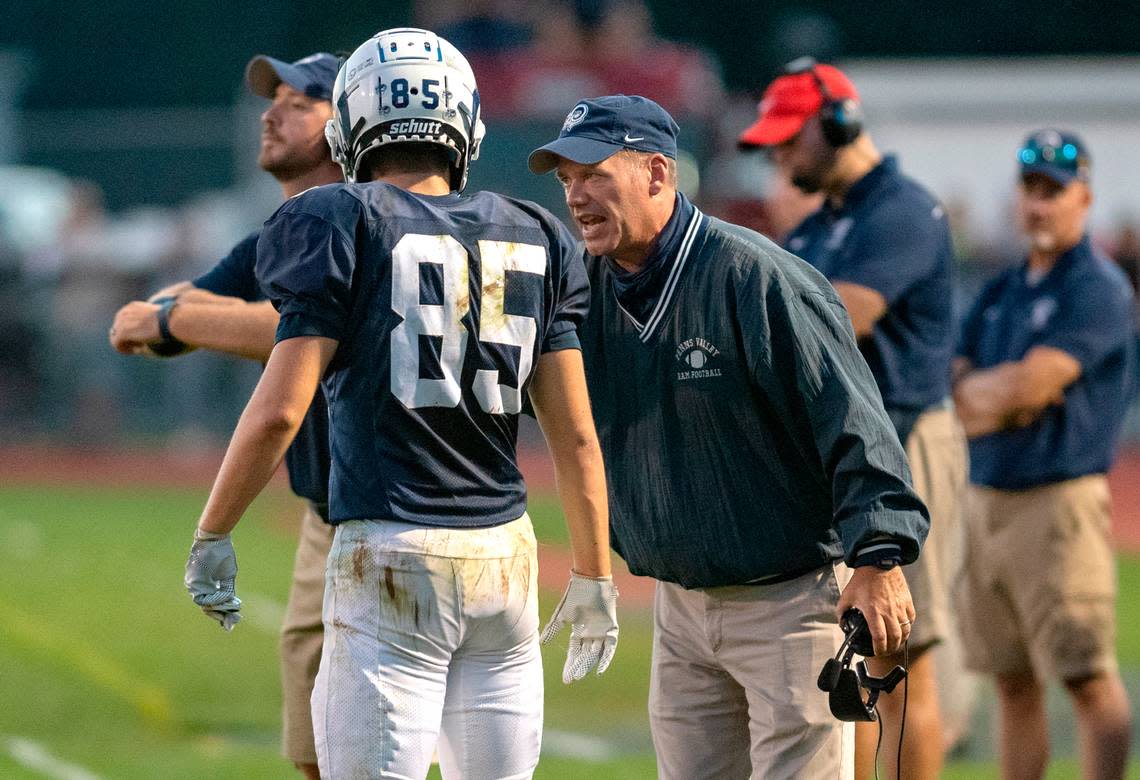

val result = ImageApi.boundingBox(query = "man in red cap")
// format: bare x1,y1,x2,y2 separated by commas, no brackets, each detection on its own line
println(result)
740,58,969,779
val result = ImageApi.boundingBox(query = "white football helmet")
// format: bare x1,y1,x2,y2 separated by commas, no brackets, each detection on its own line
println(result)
325,28,485,191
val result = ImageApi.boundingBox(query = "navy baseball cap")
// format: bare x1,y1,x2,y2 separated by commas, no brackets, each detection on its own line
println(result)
1018,129,1091,185
528,95,679,174
245,52,338,101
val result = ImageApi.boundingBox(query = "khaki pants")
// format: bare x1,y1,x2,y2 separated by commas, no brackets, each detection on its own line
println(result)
280,505,335,765
649,564,854,780
957,475,1117,681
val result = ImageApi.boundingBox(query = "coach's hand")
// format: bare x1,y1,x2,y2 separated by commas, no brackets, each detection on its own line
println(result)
185,530,242,631
837,565,914,656
541,572,619,683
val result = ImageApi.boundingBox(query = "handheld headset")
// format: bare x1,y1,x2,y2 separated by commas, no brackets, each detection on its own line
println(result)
816,608,907,722
783,56,864,148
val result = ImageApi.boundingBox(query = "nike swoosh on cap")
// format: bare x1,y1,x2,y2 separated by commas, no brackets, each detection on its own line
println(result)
623,134,644,143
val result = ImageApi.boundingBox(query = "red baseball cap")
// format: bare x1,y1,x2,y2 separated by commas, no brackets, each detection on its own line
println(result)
738,63,859,148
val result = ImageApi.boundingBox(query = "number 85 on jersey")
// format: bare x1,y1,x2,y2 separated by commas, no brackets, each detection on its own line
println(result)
390,233,547,415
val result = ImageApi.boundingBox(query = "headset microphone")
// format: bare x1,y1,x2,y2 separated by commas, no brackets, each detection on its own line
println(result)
782,56,864,148
817,608,907,722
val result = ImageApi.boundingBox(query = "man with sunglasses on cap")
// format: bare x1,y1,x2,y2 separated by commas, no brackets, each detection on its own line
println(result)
110,51,341,779
530,93,930,778
738,58,969,778
954,130,1134,778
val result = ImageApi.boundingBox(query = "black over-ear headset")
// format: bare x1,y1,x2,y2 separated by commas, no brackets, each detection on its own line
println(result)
783,56,864,148
817,608,907,722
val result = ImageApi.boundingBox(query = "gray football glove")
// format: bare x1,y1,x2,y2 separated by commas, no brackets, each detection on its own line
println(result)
541,572,619,683
185,530,242,631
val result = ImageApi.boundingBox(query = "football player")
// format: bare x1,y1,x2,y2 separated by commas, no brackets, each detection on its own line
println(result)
184,27,618,779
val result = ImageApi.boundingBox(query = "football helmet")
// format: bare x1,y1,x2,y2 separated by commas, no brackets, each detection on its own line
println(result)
325,27,485,191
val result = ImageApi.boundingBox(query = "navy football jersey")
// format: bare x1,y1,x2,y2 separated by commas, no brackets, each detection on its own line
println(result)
258,183,588,527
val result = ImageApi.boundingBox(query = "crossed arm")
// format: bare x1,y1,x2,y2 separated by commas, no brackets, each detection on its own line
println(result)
831,281,887,339
952,346,1081,438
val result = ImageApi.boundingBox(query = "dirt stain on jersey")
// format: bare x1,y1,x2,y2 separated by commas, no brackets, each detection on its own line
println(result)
481,274,508,333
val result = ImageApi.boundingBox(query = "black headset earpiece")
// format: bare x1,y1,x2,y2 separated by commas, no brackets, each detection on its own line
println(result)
817,608,907,722
783,56,863,148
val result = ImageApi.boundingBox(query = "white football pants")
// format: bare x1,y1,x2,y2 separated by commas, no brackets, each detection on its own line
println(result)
313,515,542,780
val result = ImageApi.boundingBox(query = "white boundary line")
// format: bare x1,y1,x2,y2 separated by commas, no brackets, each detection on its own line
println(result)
3,736,102,780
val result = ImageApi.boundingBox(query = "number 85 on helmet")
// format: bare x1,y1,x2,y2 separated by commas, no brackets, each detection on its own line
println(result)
324,27,486,192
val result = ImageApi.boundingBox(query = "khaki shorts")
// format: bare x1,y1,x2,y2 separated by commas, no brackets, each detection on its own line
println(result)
649,564,854,780
902,405,968,650
957,475,1117,682
280,505,335,765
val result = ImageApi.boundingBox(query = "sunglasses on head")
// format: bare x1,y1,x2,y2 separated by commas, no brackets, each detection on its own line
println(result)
1017,137,1087,173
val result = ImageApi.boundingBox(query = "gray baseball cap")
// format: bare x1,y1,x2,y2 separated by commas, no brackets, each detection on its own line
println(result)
245,52,338,101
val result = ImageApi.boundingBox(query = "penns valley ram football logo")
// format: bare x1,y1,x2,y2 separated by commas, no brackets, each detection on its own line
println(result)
675,337,722,381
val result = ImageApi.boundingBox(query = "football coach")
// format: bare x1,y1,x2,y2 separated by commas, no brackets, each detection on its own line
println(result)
529,94,930,779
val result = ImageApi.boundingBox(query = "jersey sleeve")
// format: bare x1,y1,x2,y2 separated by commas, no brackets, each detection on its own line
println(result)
1038,271,1133,372
738,261,930,565
831,200,949,305
541,224,589,353
256,203,358,344
192,231,262,300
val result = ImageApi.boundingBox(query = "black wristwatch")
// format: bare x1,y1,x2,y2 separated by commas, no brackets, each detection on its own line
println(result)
873,556,903,571
150,296,188,356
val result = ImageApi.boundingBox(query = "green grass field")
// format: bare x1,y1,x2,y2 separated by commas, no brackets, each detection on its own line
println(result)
2,484,1140,778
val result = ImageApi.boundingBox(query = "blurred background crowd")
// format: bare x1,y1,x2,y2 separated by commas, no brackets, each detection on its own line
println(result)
2,0,1139,446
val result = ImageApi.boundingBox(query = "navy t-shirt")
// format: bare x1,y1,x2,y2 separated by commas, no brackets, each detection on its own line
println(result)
958,235,1135,489
192,230,331,516
257,183,588,527
786,156,955,439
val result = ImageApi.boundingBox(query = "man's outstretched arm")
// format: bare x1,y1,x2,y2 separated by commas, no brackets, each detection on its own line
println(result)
111,290,279,362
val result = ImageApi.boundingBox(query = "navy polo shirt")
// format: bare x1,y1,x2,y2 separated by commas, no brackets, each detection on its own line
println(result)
259,182,587,527
785,156,955,441
192,230,331,517
958,235,1135,489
